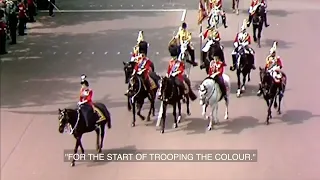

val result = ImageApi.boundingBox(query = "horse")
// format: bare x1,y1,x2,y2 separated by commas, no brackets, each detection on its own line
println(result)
208,7,224,28
201,40,225,74
127,70,159,127
249,5,266,48
58,102,112,167
157,75,190,133
232,0,239,15
258,67,287,125
123,61,155,111
233,44,254,97
178,41,194,78
198,72,230,131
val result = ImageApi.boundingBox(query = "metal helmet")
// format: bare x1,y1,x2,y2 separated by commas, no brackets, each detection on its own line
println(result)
137,30,144,44
240,19,247,32
269,41,277,54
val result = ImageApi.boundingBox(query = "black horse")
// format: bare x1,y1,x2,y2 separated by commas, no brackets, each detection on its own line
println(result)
232,45,254,97
58,102,112,167
258,67,287,125
201,41,225,74
158,75,195,133
247,5,266,48
127,72,160,127
123,61,155,111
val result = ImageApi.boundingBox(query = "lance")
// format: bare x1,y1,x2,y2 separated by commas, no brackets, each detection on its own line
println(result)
199,23,203,64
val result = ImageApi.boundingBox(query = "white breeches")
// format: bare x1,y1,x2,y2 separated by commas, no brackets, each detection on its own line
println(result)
202,40,214,52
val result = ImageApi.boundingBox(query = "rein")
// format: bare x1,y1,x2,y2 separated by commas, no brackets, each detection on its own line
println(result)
130,76,142,103
69,108,81,134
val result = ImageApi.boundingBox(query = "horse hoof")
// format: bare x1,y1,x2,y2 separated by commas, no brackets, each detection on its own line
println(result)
146,116,151,122
207,126,212,131
278,111,281,115
236,94,241,98
173,123,178,128
265,121,269,125
160,130,164,134
98,149,102,153
187,112,191,116
127,108,131,112
140,116,145,121
131,123,135,127
70,162,75,167
224,115,228,120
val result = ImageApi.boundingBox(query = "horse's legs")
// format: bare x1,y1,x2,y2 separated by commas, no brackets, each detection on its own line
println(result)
146,96,154,121
161,103,167,134
253,25,257,42
241,72,247,91
224,95,229,120
172,103,178,128
177,100,182,123
257,24,263,47
207,104,215,131
95,127,100,152
236,70,241,97
136,101,145,120
186,95,191,116
214,103,219,124
248,71,251,82
127,95,131,111
71,135,82,167
131,101,136,127
266,96,275,125
277,93,283,114
273,95,278,109
99,124,106,152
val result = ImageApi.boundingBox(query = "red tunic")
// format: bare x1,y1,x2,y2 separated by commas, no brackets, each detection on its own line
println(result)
134,57,152,79
79,88,93,106
250,0,264,8
208,60,224,76
234,32,251,45
167,59,185,81
0,21,6,36
18,3,27,18
203,29,221,41
266,56,282,69
212,0,222,9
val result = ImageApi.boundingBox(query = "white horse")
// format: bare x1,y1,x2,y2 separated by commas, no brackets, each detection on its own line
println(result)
179,41,192,78
208,7,223,28
198,72,231,131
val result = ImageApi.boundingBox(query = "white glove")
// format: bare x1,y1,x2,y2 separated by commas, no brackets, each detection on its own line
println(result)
77,101,82,106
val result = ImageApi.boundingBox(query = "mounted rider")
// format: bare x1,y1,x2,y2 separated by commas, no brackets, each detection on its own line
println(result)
131,41,156,98
175,22,198,67
200,23,226,69
166,45,188,96
208,56,227,100
247,0,269,27
230,19,256,71
257,41,284,96
78,75,105,129
208,0,228,28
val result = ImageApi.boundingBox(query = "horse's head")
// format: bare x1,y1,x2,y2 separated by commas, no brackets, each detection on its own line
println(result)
259,67,271,89
128,74,140,96
158,76,173,101
58,108,70,133
198,79,215,105
123,61,135,84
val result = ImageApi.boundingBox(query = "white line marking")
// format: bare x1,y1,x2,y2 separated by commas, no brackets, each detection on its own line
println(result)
39,9,186,13
53,52,56,54
156,52,159,55
117,52,120,54
141,5,144,7
65,52,69,55
181,9,187,22
100,5,102,7
120,5,122,7
78,52,82,54
110,5,113,7
162,4,164,7
152,5,154,7
131,5,133,7
92,52,95,54
39,52,42,54
104,52,108,54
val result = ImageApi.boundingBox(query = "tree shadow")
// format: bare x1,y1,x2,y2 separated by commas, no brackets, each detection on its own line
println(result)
274,109,320,125
217,116,261,134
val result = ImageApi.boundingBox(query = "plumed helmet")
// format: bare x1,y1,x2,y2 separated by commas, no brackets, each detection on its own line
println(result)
168,45,179,57
241,19,247,31
80,80,89,86
182,22,187,29
269,41,278,54
137,30,144,43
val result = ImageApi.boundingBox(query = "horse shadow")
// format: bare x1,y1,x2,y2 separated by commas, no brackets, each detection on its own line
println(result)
146,113,188,132
181,117,209,135
230,82,258,97
83,145,139,167
274,109,320,125
216,116,261,134
239,9,293,17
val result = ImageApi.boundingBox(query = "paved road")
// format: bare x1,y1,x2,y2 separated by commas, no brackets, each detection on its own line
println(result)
1,0,320,179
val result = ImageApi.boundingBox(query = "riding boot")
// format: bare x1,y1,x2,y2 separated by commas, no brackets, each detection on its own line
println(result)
222,15,228,28
188,49,198,66
144,79,153,98
251,55,256,70
230,54,237,71
214,75,227,101
247,15,252,27
263,12,269,27
200,51,207,69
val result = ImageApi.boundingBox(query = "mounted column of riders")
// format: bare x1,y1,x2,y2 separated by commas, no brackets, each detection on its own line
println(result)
0,0,37,55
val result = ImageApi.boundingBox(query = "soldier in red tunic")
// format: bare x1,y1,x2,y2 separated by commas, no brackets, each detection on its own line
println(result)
78,78,94,128
208,0,228,28
248,0,269,27
18,0,27,36
208,56,227,99
132,42,154,97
